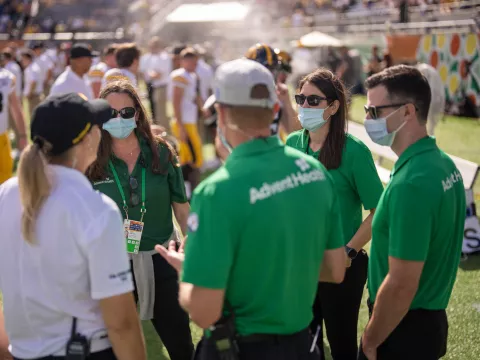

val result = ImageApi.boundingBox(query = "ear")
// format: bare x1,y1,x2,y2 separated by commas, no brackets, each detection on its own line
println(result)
328,100,340,116
404,103,416,122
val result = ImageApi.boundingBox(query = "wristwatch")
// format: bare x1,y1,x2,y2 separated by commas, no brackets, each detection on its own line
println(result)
345,246,358,260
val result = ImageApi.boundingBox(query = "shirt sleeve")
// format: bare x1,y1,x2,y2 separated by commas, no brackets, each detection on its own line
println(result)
83,205,134,300
172,74,188,89
326,186,345,250
352,143,384,210
88,67,105,83
388,183,433,262
181,184,234,289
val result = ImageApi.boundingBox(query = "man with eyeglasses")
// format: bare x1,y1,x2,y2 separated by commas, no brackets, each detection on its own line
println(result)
359,65,466,360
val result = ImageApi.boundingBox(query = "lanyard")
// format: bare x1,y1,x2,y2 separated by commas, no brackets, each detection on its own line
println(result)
108,161,147,222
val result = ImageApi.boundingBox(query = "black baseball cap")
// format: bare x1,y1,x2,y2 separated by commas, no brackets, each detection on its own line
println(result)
31,93,112,155
70,43,99,59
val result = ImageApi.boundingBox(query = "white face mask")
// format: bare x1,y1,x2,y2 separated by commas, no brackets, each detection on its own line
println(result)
364,106,406,147
298,107,329,132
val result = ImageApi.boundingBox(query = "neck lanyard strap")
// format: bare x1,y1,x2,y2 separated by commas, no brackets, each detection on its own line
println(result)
108,161,147,221
140,167,147,222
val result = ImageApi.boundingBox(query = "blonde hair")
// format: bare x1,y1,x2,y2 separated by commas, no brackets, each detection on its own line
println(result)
17,142,51,244
17,141,73,244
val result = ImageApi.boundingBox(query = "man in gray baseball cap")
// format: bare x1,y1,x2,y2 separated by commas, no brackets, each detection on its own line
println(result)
156,58,346,360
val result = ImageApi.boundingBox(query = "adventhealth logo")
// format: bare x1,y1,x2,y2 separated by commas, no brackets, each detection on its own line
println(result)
250,158,325,204
442,170,462,192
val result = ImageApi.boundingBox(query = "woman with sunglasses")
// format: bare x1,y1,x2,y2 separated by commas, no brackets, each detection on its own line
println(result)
286,69,384,360
87,81,194,360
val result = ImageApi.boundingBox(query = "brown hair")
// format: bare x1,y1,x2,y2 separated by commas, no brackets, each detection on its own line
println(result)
86,80,178,181
115,43,140,68
298,68,348,170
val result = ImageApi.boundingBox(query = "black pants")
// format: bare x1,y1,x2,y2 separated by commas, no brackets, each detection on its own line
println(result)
131,253,194,360
14,348,116,360
146,82,155,119
358,301,448,360
194,328,320,360
310,250,368,360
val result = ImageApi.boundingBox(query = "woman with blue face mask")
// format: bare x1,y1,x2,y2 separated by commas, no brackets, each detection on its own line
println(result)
86,80,194,360
286,68,384,360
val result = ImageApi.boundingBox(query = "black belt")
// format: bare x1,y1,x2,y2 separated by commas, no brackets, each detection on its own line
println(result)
237,328,309,344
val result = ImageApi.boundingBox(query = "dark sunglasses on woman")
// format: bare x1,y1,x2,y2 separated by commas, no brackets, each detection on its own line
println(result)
111,107,136,119
295,94,328,107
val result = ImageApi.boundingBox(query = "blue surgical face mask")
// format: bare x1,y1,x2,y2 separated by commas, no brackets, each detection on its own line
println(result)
364,107,406,147
298,107,329,132
103,117,137,139
217,126,233,154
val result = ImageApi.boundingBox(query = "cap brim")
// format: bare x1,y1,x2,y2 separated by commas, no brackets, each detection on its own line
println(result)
88,99,112,125
91,51,100,57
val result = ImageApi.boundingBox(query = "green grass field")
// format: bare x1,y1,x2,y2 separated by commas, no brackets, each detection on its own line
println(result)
3,95,480,359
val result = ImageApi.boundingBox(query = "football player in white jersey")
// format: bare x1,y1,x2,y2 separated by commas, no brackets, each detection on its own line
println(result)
89,44,118,98
0,65,27,184
102,43,140,89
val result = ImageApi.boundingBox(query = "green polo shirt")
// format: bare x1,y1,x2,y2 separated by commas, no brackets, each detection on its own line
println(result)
286,130,384,246
182,136,344,336
92,135,187,252
369,136,466,310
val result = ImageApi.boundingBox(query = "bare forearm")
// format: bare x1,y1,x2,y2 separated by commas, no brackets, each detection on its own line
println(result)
173,202,190,236
347,212,374,251
364,275,415,347
108,321,146,360
173,101,183,124
281,101,300,134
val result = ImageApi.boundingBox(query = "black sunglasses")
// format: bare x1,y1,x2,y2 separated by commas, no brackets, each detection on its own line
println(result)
364,103,406,120
111,107,136,119
129,176,139,207
295,94,328,107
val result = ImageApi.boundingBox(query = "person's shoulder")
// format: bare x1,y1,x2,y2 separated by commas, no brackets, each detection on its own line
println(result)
0,176,19,199
285,129,304,148
192,166,231,199
171,68,188,81
345,133,373,157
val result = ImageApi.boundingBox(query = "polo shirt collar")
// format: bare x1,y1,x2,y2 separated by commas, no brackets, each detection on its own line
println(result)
49,165,92,189
391,136,437,176
226,136,283,162
66,67,85,81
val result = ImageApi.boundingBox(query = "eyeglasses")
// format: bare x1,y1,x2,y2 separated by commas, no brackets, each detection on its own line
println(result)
364,103,406,120
129,176,139,207
111,107,136,119
295,94,328,107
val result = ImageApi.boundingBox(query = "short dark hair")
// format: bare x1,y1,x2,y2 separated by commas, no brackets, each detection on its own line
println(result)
1,48,13,60
298,68,348,170
365,65,431,123
115,43,140,68
172,45,186,56
21,50,35,61
103,44,118,57
180,47,198,59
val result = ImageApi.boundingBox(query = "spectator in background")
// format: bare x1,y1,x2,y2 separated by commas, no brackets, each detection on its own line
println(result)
336,46,356,91
140,37,172,130
20,50,43,116
31,42,54,96
172,45,186,71
102,43,141,88
383,50,393,69
2,48,22,146
49,43,97,100
89,43,118,98
366,45,382,77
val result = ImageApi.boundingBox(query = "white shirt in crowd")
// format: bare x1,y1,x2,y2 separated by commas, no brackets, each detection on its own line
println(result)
195,58,214,102
23,62,43,97
170,68,198,125
102,68,137,89
0,166,134,359
49,67,94,100
88,61,110,86
139,51,172,88
0,68,15,134
4,60,22,98
34,53,54,87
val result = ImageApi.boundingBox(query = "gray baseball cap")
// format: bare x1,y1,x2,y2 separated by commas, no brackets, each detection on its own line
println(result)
214,58,277,109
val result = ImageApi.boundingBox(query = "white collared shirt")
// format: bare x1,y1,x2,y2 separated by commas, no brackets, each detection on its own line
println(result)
0,68,15,133
101,68,137,89
49,67,94,100
195,58,214,102
139,51,172,88
34,53,54,86
23,62,43,96
0,166,134,359
4,61,22,98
